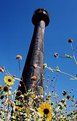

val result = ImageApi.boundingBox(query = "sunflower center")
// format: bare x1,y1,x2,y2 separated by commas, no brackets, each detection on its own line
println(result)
44,108,49,114
8,79,12,82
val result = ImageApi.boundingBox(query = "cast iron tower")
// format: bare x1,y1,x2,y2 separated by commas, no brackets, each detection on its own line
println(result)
18,8,50,98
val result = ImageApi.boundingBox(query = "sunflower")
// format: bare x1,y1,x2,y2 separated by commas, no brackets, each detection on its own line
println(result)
16,55,22,60
31,75,37,81
4,76,14,85
38,102,52,121
16,90,22,96
0,67,5,72
3,86,9,92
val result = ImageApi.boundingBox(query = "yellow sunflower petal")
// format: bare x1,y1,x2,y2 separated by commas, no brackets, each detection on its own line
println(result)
4,76,14,85
37,108,44,116
38,102,52,121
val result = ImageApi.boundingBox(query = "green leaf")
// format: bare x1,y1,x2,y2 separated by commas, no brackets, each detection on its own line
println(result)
50,69,53,72
56,66,60,72
65,54,73,58
43,63,47,68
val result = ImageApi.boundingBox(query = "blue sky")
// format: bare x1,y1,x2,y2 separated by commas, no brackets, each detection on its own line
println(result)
0,0,77,107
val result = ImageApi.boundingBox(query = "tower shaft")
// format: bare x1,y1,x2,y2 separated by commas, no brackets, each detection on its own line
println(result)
18,9,49,97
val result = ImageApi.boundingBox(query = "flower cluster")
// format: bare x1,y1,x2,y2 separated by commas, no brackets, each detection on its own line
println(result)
0,40,77,121
0,68,77,121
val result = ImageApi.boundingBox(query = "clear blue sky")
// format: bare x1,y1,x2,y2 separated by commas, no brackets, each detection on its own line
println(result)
0,0,77,105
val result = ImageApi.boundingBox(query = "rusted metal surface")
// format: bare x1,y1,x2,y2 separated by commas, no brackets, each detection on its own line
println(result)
18,9,50,96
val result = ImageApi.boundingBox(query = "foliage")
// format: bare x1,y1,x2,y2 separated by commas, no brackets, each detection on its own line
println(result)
0,38,77,121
